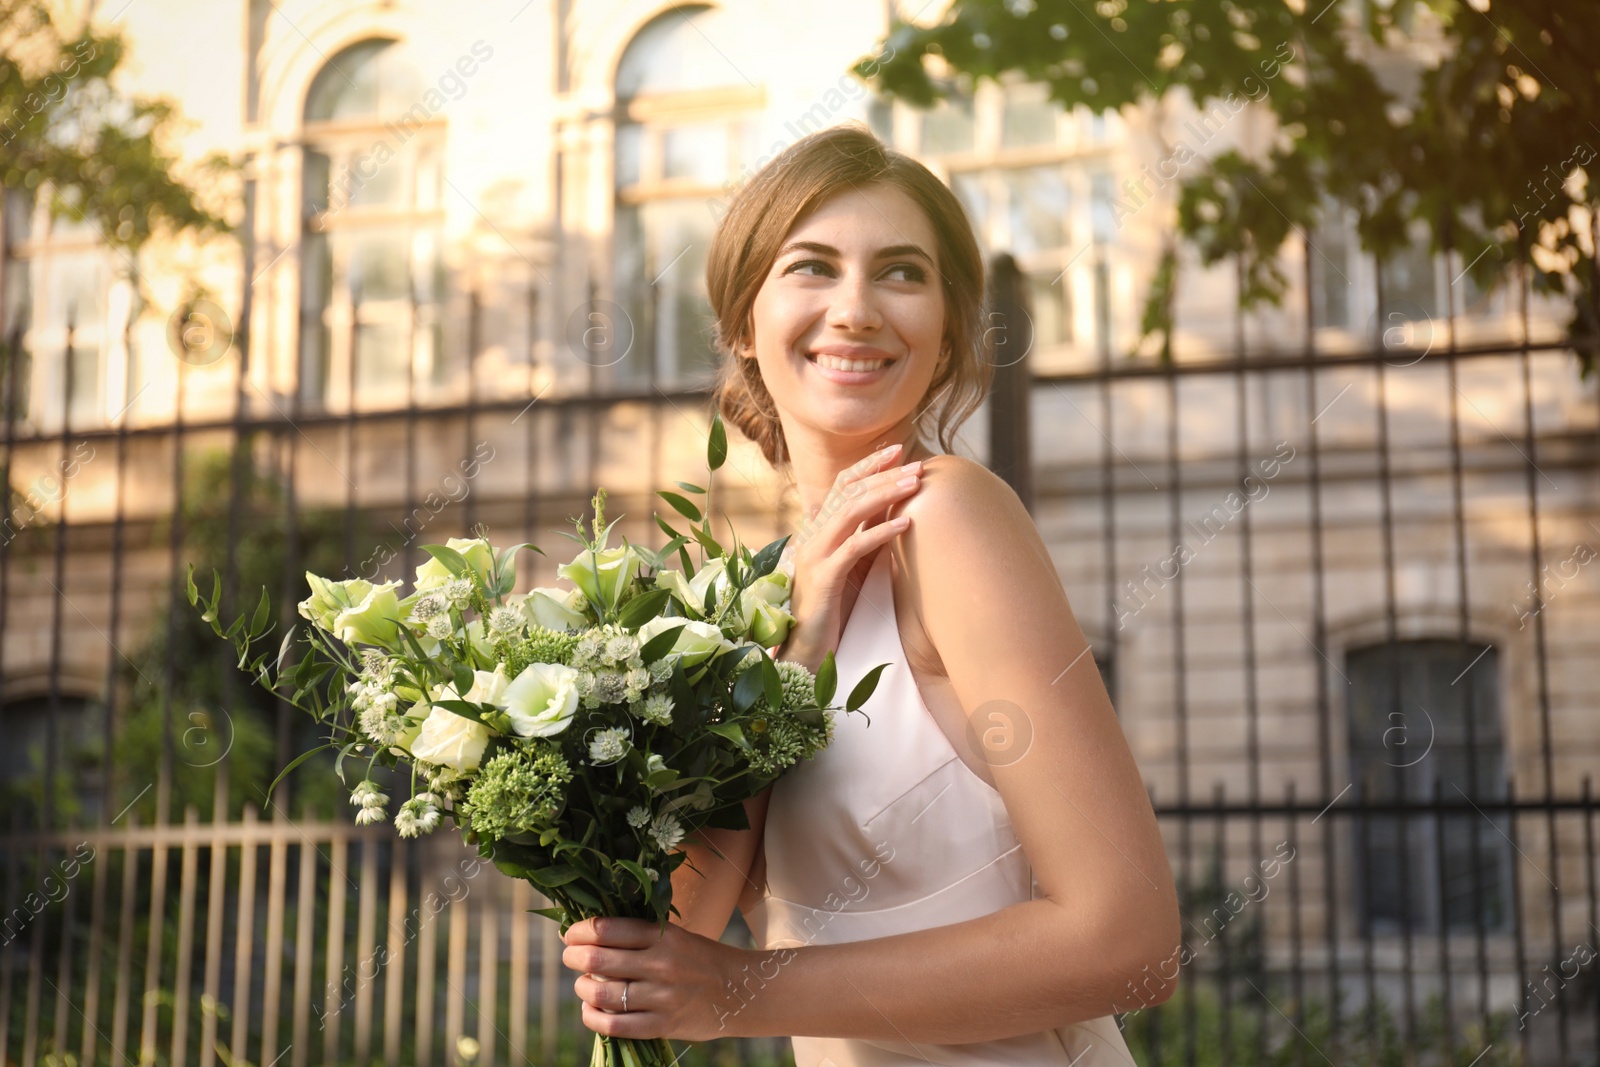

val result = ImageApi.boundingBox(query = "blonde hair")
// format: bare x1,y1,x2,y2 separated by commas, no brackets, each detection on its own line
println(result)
706,122,990,469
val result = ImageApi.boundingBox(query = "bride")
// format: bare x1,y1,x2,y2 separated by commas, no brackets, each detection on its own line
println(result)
561,121,1180,1065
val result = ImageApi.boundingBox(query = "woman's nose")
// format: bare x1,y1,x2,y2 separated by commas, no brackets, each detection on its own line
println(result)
826,270,883,333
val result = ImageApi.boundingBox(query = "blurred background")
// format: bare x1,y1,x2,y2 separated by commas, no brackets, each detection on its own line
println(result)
1,0,1597,1064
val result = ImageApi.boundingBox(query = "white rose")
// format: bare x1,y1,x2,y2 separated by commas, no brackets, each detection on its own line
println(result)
515,587,590,631
636,616,736,667
502,662,581,738
414,537,494,593
332,580,406,649
408,704,490,773
654,557,731,618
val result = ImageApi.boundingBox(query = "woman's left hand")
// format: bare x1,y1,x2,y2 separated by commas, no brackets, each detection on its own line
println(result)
561,917,748,1042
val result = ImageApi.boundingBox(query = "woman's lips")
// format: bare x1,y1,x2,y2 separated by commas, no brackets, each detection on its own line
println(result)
805,350,896,384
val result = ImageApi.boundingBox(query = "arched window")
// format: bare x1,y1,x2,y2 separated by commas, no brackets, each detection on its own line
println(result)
612,5,762,388
1346,639,1511,935
300,38,445,410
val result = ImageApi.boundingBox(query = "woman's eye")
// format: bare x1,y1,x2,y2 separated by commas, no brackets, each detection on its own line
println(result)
884,263,926,283
783,259,832,277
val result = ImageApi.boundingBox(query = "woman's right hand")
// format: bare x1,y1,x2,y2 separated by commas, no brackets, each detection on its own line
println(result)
775,443,925,674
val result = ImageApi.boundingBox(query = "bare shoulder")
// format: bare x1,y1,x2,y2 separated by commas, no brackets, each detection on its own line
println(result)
889,453,1041,561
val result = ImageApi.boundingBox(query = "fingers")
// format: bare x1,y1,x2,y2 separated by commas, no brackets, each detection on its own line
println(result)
561,916,658,949
804,464,922,556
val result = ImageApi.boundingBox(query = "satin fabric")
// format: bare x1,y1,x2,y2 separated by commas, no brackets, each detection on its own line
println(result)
742,548,1137,1066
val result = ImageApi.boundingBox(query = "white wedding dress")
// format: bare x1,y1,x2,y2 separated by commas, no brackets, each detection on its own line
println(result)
743,547,1137,1066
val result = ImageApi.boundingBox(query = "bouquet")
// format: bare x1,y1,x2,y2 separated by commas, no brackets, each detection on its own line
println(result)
188,415,887,1067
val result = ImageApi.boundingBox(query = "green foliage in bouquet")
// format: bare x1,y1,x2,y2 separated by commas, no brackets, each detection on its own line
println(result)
187,414,886,1067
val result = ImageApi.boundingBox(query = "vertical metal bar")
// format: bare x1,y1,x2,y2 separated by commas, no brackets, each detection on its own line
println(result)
0,813,18,1060
1286,782,1305,1067
384,838,409,1066
1432,775,1454,1062
510,878,531,1064
172,805,200,1067
353,835,379,1064
230,805,259,1064
1300,232,1340,1045
1214,783,1233,1065
1230,256,1267,1067
40,314,75,835
110,813,139,1065
478,893,499,1065
158,361,189,832
414,867,438,1067
291,807,318,1067
1514,256,1565,1065
322,835,349,1066
1507,776,1530,1065
1583,775,1597,1057
1164,365,1196,1067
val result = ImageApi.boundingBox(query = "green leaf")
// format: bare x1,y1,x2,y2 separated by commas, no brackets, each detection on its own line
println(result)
653,513,683,542
264,742,336,806
450,662,474,697
815,650,837,708
706,721,747,748
615,858,656,897
526,864,583,888
657,490,703,522
674,480,707,495
528,906,568,922
563,882,605,912
639,622,686,664
617,587,671,629
248,588,273,638
432,699,494,724
184,563,200,606
749,535,790,580
846,663,890,711
761,652,783,711
731,663,764,714
421,543,470,577
707,412,728,471
691,524,724,559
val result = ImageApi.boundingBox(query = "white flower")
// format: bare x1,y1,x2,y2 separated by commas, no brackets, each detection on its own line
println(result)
588,726,630,765
354,805,387,826
413,537,494,593
648,810,685,852
516,587,589,631
443,577,475,606
558,543,645,613
501,662,581,738
654,557,733,619
635,617,736,668
458,664,512,708
332,580,406,648
603,630,640,665
645,753,668,776
350,780,388,809
395,795,442,838
488,606,524,636
637,692,674,727
626,805,652,828
409,592,447,621
409,704,491,773
426,614,454,640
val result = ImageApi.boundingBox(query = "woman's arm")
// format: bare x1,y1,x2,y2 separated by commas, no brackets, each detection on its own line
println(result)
666,785,772,942
722,455,1181,1043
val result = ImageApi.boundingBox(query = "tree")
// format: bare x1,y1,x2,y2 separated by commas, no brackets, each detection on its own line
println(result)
0,0,231,313
856,0,1599,372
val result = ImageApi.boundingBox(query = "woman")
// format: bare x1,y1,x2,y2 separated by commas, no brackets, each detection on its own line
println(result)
561,122,1180,1065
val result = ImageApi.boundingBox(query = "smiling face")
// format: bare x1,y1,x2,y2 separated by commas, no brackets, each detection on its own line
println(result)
735,182,949,452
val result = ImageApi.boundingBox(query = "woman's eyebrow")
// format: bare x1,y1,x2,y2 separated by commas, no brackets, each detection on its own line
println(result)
776,240,934,264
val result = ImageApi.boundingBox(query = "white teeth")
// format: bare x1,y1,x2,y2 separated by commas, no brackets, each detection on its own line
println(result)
812,353,890,373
